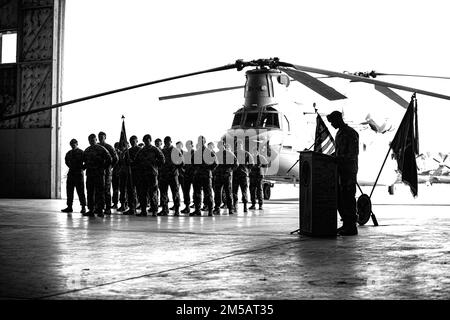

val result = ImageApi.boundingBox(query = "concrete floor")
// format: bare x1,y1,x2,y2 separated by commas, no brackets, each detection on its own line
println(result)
0,184,449,300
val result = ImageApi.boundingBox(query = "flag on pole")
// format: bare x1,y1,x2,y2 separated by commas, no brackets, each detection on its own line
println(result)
314,114,335,155
390,94,419,197
119,115,128,152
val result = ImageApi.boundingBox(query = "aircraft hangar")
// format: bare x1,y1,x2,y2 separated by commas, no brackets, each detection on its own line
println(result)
0,0,449,305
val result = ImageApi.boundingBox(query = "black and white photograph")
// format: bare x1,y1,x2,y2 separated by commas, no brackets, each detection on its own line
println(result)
0,0,449,311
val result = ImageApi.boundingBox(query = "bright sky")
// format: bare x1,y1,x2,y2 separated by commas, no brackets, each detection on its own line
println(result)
61,0,450,155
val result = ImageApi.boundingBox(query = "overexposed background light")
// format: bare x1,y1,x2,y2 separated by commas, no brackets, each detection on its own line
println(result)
61,0,450,157
1,33,17,63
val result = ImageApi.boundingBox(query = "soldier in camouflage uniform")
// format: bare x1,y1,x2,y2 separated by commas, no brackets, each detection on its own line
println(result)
134,134,165,216
98,131,118,215
202,142,216,211
213,141,237,215
190,136,217,216
61,138,87,214
249,146,268,210
111,142,121,209
82,134,112,217
154,138,163,207
121,136,141,215
232,139,254,213
181,140,195,214
158,136,183,216
327,111,359,236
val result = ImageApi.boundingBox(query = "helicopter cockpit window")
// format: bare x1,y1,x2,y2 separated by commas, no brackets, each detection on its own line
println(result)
260,112,280,128
244,112,259,127
232,113,243,127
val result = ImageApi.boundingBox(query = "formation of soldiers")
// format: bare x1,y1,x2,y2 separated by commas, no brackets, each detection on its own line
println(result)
62,132,269,217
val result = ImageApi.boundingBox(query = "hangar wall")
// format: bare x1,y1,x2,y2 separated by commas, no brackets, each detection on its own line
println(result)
0,0,65,198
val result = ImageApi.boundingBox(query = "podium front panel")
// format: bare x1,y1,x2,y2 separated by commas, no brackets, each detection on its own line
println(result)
299,151,337,236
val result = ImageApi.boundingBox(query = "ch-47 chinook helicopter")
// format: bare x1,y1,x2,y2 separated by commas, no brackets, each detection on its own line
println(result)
3,57,450,199
157,58,450,197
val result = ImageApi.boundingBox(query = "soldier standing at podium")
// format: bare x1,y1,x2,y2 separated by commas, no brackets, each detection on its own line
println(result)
326,111,359,236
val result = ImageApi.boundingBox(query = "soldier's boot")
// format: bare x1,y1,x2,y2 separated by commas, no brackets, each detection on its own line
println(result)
243,203,248,213
208,209,213,216
201,205,208,211
104,209,112,215
83,211,95,217
181,205,190,214
80,206,86,214
248,203,256,210
189,208,202,216
228,208,234,215
258,203,263,210
338,225,358,236
61,206,73,213
96,209,104,218
123,208,136,215
173,207,180,216
83,207,95,216
232,204,238,213
157,205,169,216
111,203,118,209
136,208,148,217
213,207,221,215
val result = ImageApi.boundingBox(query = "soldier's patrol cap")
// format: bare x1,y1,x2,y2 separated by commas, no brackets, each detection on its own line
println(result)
98,131,106,137
326,111,343,122
70,139,78,144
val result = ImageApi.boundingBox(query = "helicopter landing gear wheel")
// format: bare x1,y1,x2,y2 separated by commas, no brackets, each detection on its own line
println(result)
357,194,372,226
263,183,271,200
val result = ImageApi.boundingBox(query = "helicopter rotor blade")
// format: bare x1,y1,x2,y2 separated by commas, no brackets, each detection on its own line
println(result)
0,63,239,121
282,63,450,101
374,85,409,108
279,67,347,101
372,72,450,80
318,72,450,80
159,85,244,101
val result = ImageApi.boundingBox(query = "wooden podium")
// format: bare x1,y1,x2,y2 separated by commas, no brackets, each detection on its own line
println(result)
299,151,337,237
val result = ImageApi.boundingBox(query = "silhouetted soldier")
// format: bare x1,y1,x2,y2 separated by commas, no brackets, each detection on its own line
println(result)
111,142,121,209
213,141,237,215
122,136,141,215
117,141,129,212
202,141,216,211
327,111,359,236
135,134,165,216
249,146,268,210
61,139,87,214
158,136,182,216
232,139,254,213
181,140,195,214
173,141,184,211
154,138,163,207
190,136,217,216
82,134,112,217
98,131,118,215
